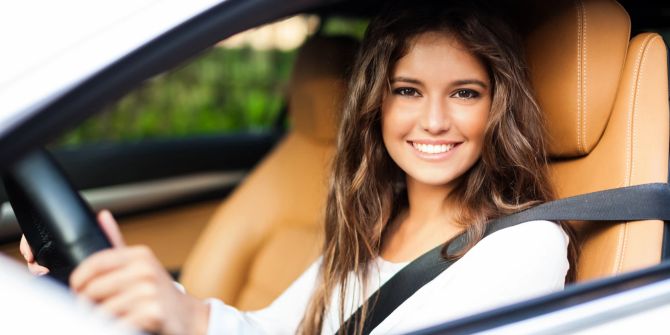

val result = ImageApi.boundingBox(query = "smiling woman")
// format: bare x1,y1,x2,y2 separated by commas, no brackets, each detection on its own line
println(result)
7,0,668,334
382,32,491,190
300,1,576,333
17,1,576,335
378,32,491,267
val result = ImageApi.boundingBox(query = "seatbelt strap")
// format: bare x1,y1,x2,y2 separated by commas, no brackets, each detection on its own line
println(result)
339,182,670,334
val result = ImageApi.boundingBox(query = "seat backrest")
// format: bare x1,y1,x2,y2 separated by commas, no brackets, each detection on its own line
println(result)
180,36,359,309
524,0,669,281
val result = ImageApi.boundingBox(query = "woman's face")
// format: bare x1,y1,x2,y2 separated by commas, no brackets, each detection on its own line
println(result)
382,32,491,190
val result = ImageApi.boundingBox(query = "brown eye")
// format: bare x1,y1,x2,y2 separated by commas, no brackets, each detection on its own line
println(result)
393,87,420,97
452,89,480,99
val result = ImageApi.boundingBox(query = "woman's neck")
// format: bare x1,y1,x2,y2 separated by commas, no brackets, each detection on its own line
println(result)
405,177,454,227
380,177,463,262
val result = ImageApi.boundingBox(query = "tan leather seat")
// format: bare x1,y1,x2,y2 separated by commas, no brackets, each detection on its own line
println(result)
180,36,359,309
183,0,668,310
523,0,669,281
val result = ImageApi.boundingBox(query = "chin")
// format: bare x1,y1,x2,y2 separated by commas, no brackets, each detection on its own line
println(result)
408,172,462,188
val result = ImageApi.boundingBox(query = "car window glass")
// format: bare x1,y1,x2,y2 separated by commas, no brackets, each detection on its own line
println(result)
52,15,368,147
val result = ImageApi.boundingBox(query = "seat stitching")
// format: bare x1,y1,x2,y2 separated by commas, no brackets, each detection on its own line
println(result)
632,35,659,187
580,0,588,154
625,36,652,185
576,0,583,154
616,34,656,274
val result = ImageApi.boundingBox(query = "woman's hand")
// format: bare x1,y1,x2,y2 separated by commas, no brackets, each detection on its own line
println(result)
21,210,210,335
19,210,125,275
20,234,49,275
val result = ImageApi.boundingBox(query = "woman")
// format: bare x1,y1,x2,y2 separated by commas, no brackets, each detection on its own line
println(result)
22,1,577,334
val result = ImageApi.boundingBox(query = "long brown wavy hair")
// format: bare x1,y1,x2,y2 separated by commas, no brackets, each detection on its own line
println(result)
299,1,578,334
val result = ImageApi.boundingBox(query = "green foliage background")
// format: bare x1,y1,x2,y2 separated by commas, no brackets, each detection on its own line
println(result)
55,17,368,147
58,47,297,146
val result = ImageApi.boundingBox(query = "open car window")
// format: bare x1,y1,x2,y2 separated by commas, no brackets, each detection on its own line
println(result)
0,1,669,334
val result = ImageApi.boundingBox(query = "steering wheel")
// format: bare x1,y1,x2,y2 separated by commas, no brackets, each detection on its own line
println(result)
2,149,111,285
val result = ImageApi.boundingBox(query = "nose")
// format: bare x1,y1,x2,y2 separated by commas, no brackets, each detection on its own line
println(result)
419,96,450,134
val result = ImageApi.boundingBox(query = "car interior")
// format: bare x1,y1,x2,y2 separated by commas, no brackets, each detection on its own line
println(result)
523,0,668,281
180,35,359,309
0,0,669,325
180,0,670,311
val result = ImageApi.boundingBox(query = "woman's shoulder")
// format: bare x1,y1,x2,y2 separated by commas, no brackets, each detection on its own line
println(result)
466,220,569,261
417,220,570,328
484,220,568,245
449,220,570,286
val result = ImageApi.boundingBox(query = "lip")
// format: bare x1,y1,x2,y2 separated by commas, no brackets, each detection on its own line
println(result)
407,140,462,160
409,139,460,145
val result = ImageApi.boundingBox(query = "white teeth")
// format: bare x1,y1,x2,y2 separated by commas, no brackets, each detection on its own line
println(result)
412,142,454,154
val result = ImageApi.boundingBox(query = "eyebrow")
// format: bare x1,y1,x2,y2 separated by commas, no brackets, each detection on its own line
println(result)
390,77,489,89
452,79,489,89
391,77,423,85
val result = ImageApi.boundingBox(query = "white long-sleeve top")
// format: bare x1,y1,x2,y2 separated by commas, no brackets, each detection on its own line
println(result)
205,220,570,334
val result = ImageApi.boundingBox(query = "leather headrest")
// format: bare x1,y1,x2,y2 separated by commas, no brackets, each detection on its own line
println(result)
289,36,359,143
524,0,630,157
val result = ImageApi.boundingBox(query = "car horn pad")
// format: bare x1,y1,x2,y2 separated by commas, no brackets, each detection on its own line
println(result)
2,150,111,285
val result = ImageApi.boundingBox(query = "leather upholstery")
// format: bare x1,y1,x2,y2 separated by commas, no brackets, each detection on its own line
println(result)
525,0,668,281
526,0,630,157
180,36,357,306
235,225,323,310
183,0,669,308
550,32,669,281
290,36,358,142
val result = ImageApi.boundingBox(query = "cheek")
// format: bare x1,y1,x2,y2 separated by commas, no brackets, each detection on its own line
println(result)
381,102,415,142
452,102,490,154
469,111,489,141
381,114,399,155
465,102,490,140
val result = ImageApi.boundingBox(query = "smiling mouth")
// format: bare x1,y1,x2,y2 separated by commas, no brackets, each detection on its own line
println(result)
409,141,459,154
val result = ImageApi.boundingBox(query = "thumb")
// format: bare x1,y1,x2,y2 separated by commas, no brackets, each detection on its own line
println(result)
97,210,125,248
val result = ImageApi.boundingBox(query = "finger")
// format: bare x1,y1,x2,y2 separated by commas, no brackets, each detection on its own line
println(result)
98,210,125,248
28,262,50,276
21,235,50,275
70,248,132,292
19,235,34,262
79,260,156,303
97,281,157,319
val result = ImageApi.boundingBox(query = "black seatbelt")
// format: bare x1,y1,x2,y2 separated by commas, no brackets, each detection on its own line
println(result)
339,182,670,334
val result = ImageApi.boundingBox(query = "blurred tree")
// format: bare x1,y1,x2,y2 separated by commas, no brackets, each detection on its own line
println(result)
55,16,367,146
58,47,296,146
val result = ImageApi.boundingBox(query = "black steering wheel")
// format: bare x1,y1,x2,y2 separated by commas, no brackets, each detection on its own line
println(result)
3,149,111,285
